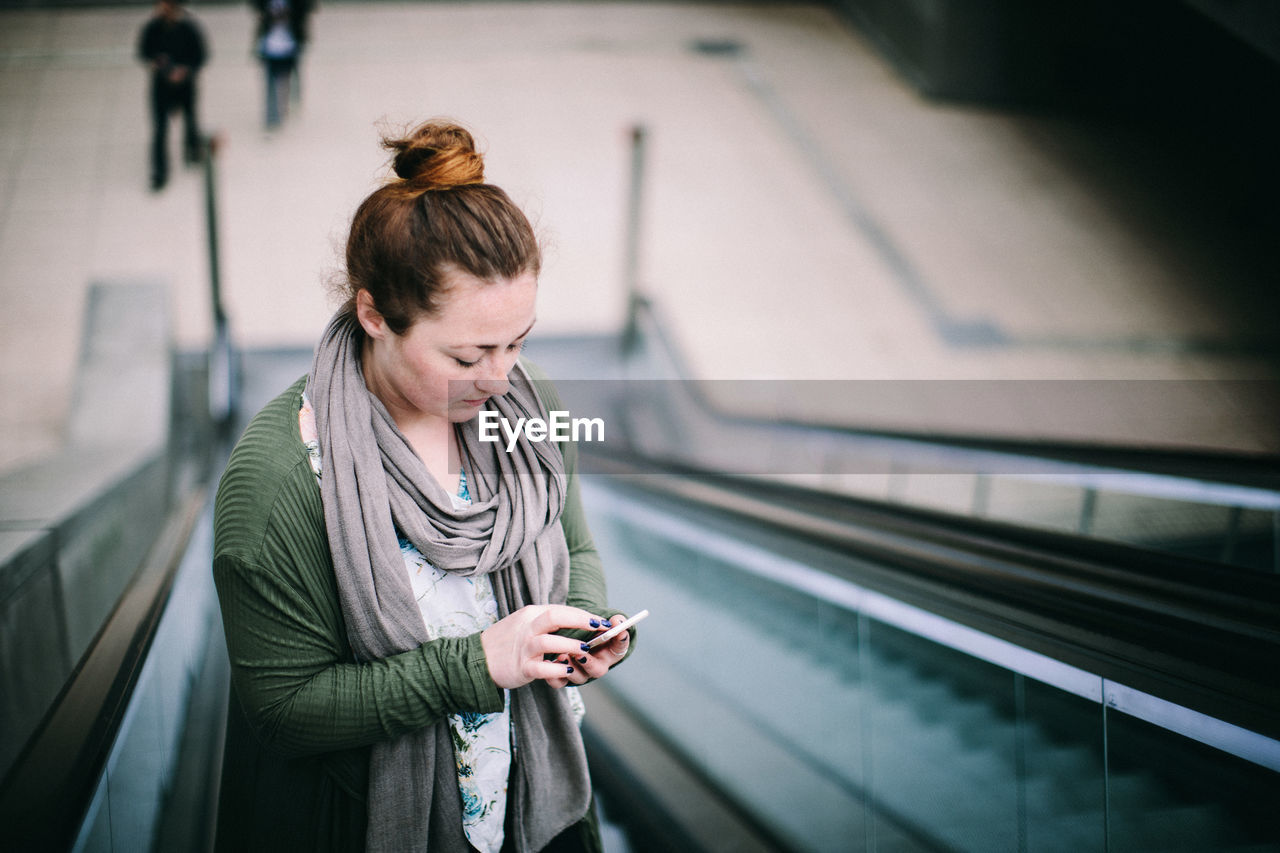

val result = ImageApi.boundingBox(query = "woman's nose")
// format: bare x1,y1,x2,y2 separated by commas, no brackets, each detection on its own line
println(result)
474,360,511,395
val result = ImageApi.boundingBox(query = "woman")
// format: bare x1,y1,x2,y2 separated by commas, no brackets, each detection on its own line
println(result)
213,119,633,853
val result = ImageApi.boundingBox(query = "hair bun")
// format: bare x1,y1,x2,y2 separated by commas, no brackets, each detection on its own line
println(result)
383,120,484,190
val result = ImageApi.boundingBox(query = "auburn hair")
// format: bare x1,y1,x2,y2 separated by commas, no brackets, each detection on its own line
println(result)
340,119,541,334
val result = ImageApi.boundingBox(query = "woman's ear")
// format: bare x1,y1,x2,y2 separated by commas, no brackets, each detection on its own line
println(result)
354,289,389,340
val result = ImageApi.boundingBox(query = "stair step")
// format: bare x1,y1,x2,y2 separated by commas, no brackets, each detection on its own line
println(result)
1109,802,1241,851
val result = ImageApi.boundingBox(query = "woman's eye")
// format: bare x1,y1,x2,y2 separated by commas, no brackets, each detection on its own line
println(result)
453,357,478,368
509,340,528,353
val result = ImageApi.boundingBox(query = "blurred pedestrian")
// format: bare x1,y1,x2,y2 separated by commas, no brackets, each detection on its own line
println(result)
254,0,298,129
137,0,208,191
252,0,314,128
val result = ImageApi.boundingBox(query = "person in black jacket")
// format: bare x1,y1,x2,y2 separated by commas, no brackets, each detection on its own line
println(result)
137,0,208,191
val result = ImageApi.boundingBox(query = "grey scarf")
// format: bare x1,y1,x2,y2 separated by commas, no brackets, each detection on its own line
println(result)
306,311,591,852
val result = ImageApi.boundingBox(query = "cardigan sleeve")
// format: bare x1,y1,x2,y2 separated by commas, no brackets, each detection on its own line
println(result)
215,550,505,759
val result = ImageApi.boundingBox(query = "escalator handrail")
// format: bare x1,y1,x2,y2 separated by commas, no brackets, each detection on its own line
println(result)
625,297,1280,504
580,449,1280,742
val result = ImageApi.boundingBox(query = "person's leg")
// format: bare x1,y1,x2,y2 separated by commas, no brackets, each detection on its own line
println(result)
149,80,170,190
291,52,302,104
280,57,297,117
265,58,294,128
264,60,281,129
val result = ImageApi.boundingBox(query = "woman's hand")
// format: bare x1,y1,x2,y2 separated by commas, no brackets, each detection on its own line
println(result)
481,605,609,689
552,613,630,688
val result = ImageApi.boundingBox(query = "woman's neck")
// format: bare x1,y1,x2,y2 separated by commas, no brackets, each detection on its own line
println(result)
361,343,461,494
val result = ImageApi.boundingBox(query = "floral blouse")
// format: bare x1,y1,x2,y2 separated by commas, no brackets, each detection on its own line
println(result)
300,394,529,853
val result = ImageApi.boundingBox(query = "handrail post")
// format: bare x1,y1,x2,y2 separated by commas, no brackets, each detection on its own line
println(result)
620,123,648,356
202,133,236,433
203,133,224,330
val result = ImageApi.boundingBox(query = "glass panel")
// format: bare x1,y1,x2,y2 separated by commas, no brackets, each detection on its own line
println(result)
1021,676,1105,852
106,675,169,853
1228,508,1277,572
983,478,1086,534
1106,711,1280,852
590,511,887,851
864,619,1019,852
65,515,224,851
1089,493,1231,558
72,779,112,853
586,487,1279,853
893,472,982,516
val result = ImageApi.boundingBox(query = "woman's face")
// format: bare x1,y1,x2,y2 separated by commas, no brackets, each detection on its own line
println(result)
358,270,538,425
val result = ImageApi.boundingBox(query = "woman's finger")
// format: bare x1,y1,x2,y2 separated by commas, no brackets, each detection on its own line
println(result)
545,654,590,688
526,656,580,684
530,604,604,636
597,614,631,659
529,634,596,660
575,652,609,679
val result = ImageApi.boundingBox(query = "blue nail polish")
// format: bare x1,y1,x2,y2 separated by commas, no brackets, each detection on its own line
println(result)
589,618,600,628
601,620,613,628
578,656,588,664
580,643,591,652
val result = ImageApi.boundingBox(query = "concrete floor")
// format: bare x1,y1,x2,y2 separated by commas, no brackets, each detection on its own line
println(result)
2,2,1278,476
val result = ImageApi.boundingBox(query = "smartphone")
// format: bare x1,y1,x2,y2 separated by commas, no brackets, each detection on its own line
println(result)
584,609,649,650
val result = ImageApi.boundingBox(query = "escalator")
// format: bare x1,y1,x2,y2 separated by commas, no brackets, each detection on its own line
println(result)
579,468,1280,852
4,324,1277,852
568,299,1279,849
